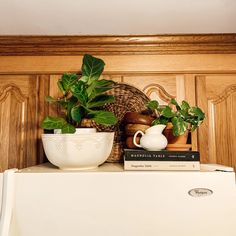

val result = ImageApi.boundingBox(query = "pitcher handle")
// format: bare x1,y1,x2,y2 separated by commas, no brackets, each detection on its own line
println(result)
133,130,144,148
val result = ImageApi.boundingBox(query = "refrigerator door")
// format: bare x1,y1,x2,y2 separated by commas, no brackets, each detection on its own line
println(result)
0,169,17,236
1,164,236,236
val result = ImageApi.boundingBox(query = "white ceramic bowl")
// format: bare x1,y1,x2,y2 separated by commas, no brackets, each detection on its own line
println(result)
42,132,114,170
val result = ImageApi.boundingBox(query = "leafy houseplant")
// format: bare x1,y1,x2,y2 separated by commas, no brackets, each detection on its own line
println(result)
41,54,118,133
146,98,205,137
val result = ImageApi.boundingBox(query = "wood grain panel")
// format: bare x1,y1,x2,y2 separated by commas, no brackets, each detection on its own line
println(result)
48,75,62,117
0,92,11,171
184,75,198,151
37,75,50,163
1,54,236,74
196,76,209,163
123,75,176,104
0,83,27,171
0,34,236,55
227,93,236,170
0,76,39,171
196,75,236,170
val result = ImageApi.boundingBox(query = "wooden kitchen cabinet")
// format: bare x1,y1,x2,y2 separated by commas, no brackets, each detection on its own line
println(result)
0,35,236,171
0,75,49,171
1,72,236,171
196,75,236,170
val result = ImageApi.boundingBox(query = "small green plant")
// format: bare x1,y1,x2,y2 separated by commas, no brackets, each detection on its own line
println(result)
146,98,205,136
41,54,118,133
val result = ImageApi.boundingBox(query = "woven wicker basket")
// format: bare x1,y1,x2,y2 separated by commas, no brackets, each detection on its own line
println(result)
99,83,151,162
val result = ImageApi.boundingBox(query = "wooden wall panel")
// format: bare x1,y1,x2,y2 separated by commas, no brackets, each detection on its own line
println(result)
48,75,62,117
122,75,176,104
0,76,38,171
37,75,50,163
1,54,236,74
196,75,236,170
183,75,198,151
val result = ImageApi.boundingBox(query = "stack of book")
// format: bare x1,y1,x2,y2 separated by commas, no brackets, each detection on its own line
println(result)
124,149,200,171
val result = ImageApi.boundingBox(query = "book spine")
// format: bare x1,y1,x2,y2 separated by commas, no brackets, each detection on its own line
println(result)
124,151,200,161
124,161,200,171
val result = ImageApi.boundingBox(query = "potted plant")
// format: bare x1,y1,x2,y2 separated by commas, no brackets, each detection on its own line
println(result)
41,54,117,133
40,54,118,170
146,98,205,149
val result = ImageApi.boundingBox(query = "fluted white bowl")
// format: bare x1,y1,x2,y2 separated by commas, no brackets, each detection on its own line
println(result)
42,132,114,170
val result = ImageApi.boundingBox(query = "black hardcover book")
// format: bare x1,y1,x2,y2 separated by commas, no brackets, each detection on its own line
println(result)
124,149,200,162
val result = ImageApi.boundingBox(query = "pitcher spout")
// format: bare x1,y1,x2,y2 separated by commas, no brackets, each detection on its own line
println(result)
145,124,166,134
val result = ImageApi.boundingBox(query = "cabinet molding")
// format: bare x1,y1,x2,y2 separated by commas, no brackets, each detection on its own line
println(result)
143,83,175,103
0,34,236,56
211,85,236,104
0,84,26,102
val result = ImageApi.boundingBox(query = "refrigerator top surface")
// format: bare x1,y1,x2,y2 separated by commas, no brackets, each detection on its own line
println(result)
17,162,234,174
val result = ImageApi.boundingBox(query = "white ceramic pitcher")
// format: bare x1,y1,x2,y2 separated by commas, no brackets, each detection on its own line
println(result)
133,124,168,151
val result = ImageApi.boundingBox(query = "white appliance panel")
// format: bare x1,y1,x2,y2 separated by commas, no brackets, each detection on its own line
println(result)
3,166,235,236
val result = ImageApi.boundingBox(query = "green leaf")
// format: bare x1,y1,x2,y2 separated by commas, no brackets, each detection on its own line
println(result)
57,80,66,95
161,106,175,118
40,116,67,130
65,96,78,122
89,111,118,125
87,94,115,109
179,110,188,120
81,54,105,84
189,107,205,120
58,73,78,92
95,79,115,87
67,96,78,109
146,100,159,110
181,100,190,111
170,98,178,105
70,81,88,105
79,75,89,83
71,106,83,123
87,79,115,98
152,116,169,126
61,124,76,134
171,117,188,136
190,125,198,132
86,83,96,98
170,98,181,111
58,99,68,109
56,96,78,111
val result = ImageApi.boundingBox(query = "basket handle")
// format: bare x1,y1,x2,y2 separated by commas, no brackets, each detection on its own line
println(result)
133,130,144,148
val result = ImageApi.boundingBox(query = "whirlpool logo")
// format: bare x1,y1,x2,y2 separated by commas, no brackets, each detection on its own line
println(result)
188,188,213,197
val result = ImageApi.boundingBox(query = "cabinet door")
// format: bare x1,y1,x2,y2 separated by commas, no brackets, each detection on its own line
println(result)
0,75,38,171
196,75,236,170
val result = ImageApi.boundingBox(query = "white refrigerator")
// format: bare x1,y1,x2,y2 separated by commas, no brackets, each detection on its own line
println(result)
0,163,236,236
